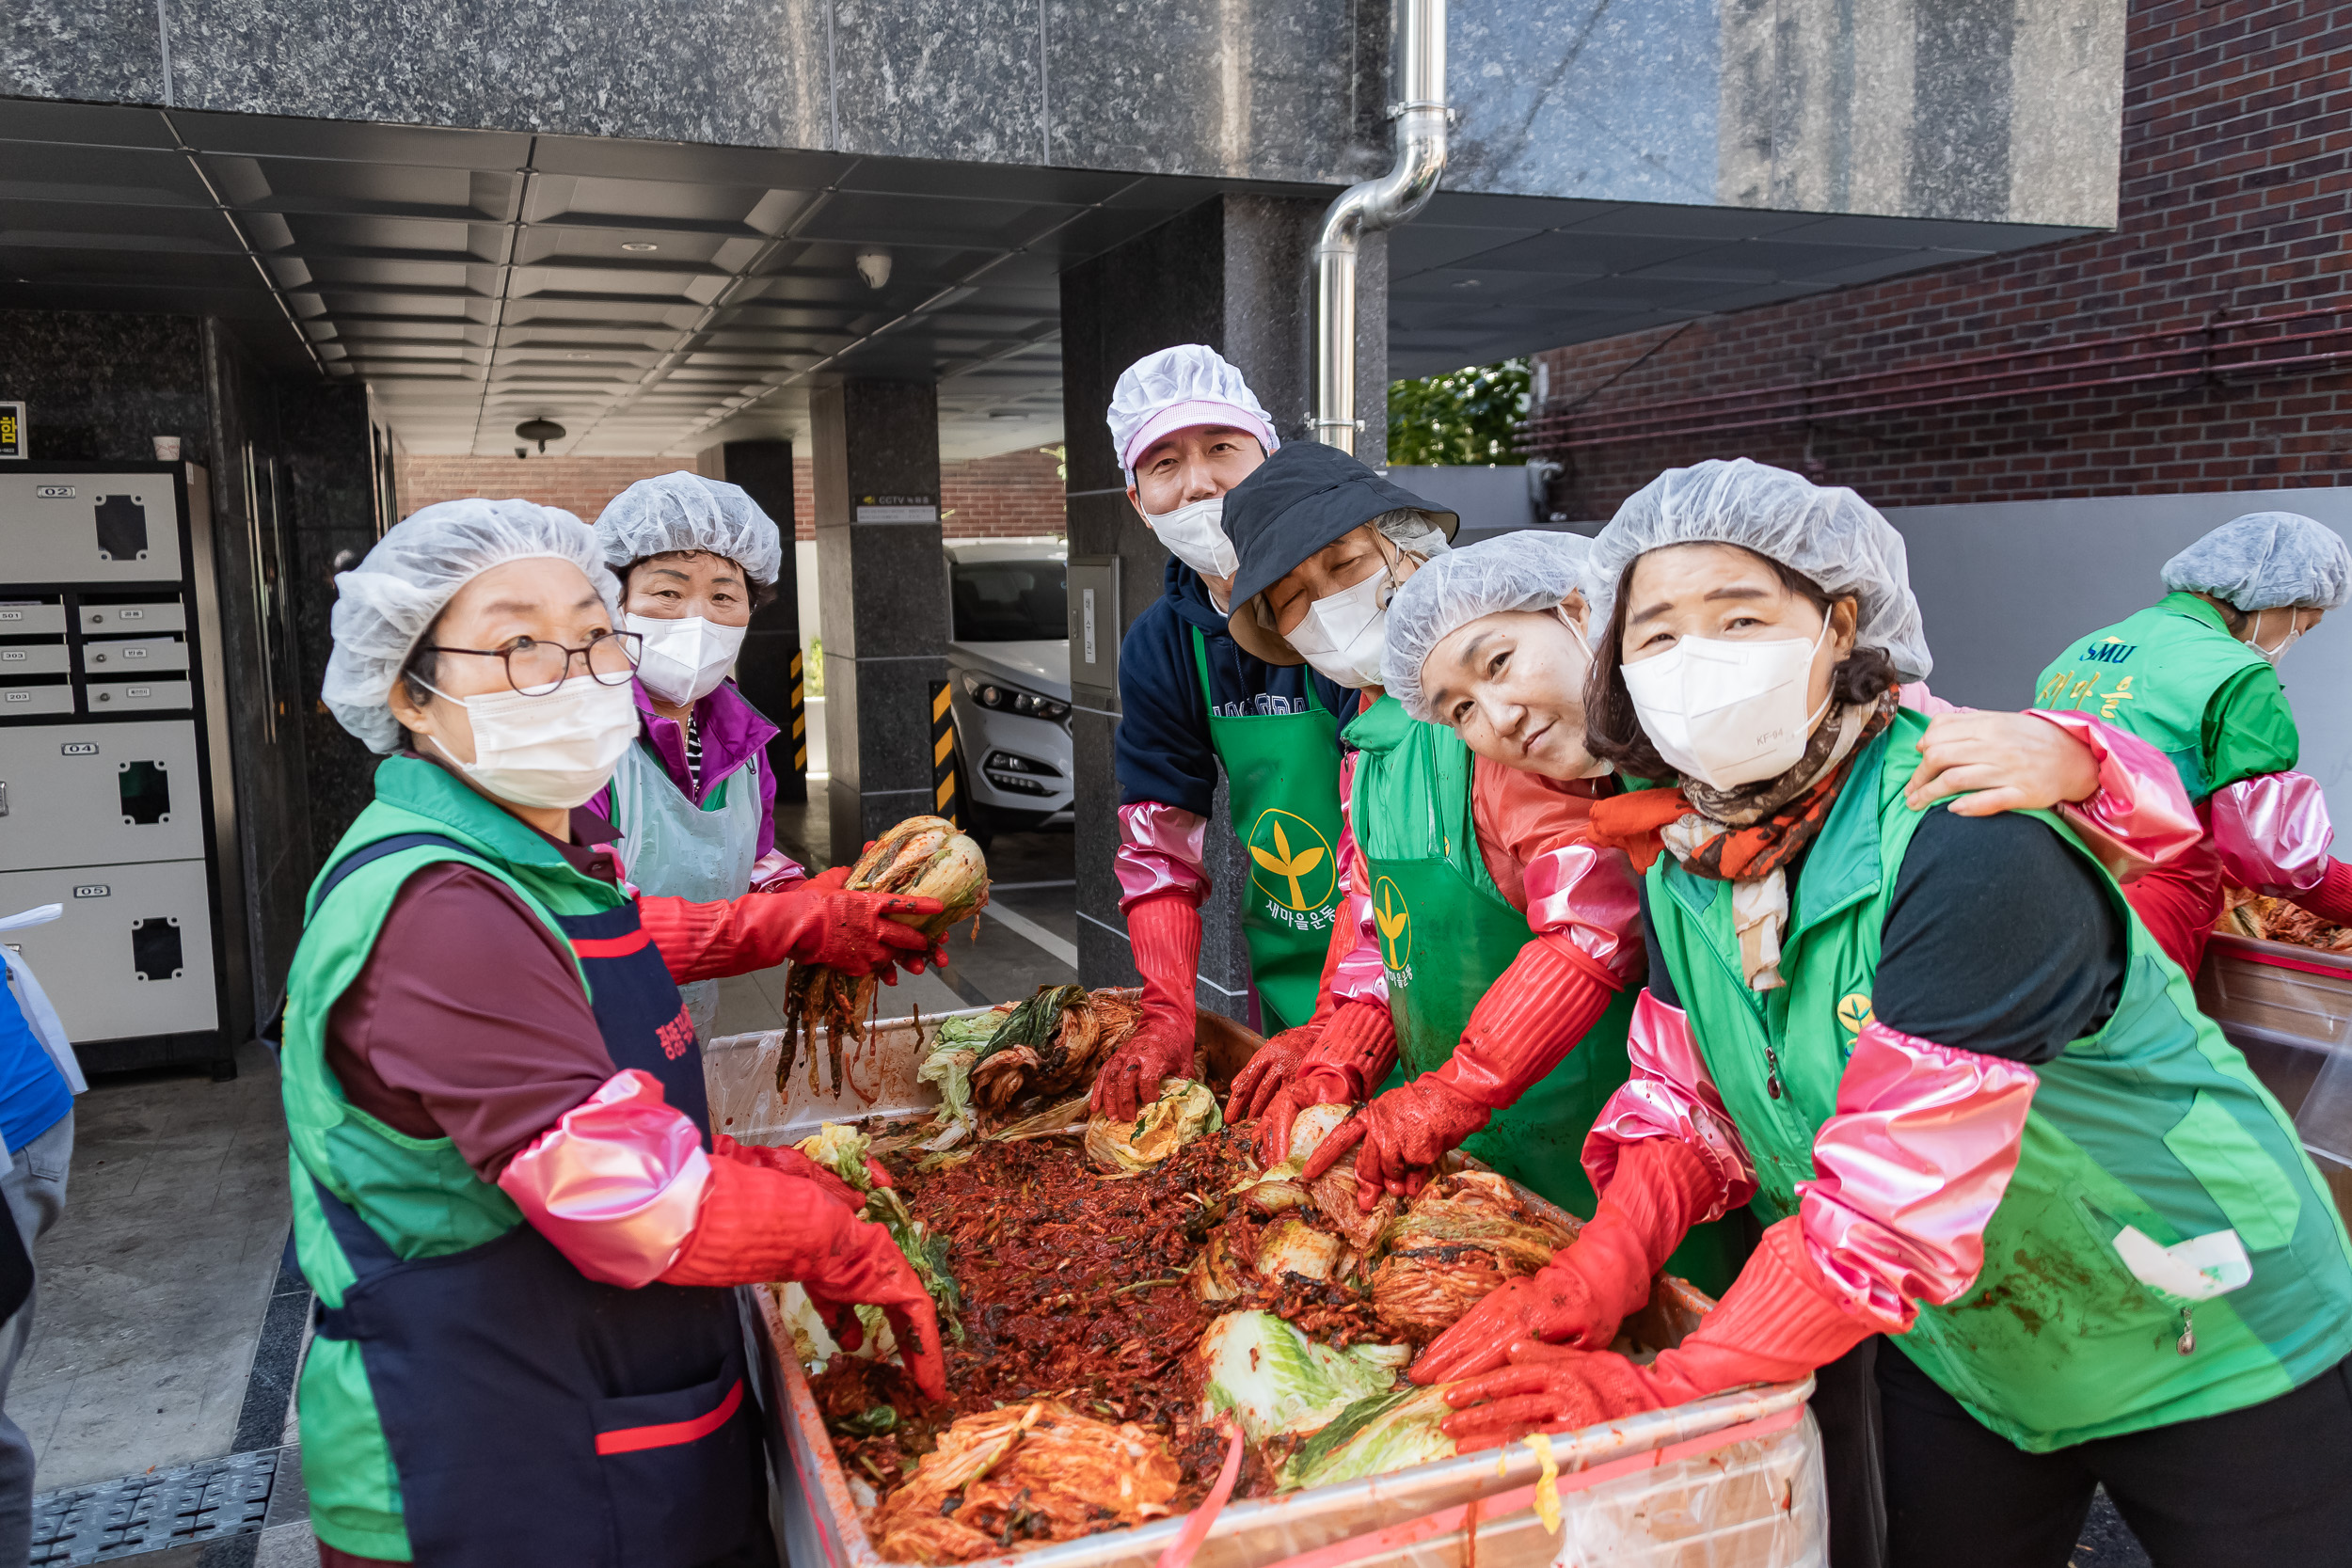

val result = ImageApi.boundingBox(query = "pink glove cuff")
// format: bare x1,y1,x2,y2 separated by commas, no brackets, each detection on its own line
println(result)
1520,842,1643,980
1581,990,1756,1222
2028,710,2202,882
1797,1022,2037,1327
497,1069,712,1288
1116,802,1210,910
2212,771,2336,895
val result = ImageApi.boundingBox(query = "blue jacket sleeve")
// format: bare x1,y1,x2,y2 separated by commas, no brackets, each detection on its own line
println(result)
1115,601,1220,816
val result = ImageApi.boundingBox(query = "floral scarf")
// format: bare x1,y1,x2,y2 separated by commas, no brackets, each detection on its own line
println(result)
1590,689,1899,990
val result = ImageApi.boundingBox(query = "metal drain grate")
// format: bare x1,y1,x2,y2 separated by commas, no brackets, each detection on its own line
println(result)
30,1449,277,1563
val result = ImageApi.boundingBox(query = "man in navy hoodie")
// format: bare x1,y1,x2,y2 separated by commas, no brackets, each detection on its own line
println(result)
1089,346,1358,1120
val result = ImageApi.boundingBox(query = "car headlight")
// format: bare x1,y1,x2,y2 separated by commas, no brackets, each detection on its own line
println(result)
960,673,1070,721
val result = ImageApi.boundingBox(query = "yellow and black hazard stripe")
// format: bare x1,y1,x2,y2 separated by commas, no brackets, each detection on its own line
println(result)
930,679,962,828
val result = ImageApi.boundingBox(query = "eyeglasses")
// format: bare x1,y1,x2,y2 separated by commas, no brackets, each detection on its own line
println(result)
421,630,643,697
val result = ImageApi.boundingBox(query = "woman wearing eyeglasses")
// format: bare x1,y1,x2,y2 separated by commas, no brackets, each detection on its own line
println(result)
290,500,946,1567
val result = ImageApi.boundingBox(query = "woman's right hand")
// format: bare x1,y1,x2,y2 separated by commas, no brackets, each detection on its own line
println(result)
1224,1024,1320,1124
1408,1253,1618,1385
798,1216,948,1402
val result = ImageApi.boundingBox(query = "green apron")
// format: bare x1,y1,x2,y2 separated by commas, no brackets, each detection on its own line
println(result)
1191,628,1347,1033
1343,696,1738,1291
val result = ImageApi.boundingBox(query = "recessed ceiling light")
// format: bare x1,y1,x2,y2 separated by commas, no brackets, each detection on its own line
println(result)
564,352,595,359
1452,277,1483,289
621,242,659,252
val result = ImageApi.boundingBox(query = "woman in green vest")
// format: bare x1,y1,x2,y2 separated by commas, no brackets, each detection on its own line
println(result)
295,500,947,1565
2033,511,2352,975
1417,460,2352,1566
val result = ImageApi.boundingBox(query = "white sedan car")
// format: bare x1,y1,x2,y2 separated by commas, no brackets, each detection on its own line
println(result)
945,538,1071,833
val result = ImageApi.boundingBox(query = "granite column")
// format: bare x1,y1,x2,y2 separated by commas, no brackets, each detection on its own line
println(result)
809,381,949,863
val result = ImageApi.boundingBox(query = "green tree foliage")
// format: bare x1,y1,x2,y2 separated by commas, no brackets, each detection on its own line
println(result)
1387,358,1531,466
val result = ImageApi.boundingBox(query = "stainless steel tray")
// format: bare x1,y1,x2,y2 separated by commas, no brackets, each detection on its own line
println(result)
715,1006,1820,1568
2198,932,2352,1225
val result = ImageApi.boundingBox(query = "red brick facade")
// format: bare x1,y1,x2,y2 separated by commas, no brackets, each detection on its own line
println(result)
1525,0,2352,520
396,446,1067,541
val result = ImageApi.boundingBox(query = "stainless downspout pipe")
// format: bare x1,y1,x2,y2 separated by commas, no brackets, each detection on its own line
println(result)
1311,0,1448,455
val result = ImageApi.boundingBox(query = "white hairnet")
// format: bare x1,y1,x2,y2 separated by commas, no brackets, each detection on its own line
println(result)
1105,344,1279,478
2161,512,2350,612
323,498,617,754
1586,458,1931,682
594,471,785,590
1384,531,1594,720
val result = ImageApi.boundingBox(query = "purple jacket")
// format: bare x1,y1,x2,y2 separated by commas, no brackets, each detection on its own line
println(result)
588,681,798,881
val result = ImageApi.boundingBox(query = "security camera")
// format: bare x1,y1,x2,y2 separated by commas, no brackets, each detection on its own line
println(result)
855,249,892,290
516,447,529,460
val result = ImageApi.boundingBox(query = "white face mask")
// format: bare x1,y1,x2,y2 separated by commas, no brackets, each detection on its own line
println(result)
1620,619,1834,791
422,673,640,809
626,613,746,706
1285,569,1396,689
2241,609,2305,665
1143,498,1240,588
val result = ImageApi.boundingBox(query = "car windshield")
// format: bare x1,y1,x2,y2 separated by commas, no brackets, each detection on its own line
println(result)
951,558,1067,641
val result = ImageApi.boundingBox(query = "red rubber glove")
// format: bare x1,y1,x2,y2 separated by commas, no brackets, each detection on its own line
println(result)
1435,1218,1894,1450
1252,1001,1399,1168
1409,1136,1724,1384
638,887,944,984
1225,1025,1319,1124
659,1158,946,1402
2296,859,2352,927
786,864,853,895
1306,939,1620,1210
1092,892,1201,1121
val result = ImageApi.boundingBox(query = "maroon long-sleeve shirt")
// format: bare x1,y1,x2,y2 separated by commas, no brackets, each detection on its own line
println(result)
323,807,626,1181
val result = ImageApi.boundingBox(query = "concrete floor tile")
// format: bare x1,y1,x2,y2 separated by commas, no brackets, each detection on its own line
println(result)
255,1517,317,1566
22,1043,291,1490
712,974,786,1037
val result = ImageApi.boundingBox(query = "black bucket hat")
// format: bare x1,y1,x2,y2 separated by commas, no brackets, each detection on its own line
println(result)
1222,441,1457,666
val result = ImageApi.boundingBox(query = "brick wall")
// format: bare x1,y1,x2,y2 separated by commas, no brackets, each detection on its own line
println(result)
396,445,1067,540
1526,0,2352,519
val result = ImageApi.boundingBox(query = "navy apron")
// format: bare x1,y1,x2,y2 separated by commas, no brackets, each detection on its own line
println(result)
305,834,768,1568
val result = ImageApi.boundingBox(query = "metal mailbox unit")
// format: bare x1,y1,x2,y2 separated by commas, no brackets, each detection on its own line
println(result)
707,1010,1826,1568
0,462,244,1076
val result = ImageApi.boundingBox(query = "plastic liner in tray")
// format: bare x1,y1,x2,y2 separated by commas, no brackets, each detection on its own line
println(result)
712,1006,1825,1568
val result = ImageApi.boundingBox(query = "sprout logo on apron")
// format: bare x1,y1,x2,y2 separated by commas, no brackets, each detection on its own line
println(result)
1371,875,1412,984
1246,808,1337,935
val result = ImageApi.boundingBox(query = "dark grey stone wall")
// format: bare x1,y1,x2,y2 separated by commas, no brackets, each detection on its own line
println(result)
0,0,2122,228
810,380,950,861
1057,193,1386,1022
0,312,210,464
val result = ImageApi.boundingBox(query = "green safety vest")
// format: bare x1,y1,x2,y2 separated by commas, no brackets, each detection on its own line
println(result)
1645,705,2352,1450
280,758,627,1560
1343,696,1737,1291
1191,628,1346,1033
2032,591,2299,800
